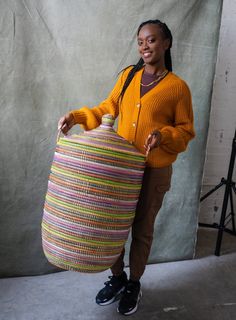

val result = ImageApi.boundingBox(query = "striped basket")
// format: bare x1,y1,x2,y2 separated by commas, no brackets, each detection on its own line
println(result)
42,114,146,272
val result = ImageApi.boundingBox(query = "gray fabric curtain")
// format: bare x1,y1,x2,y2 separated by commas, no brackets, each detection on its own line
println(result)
0,0,222,276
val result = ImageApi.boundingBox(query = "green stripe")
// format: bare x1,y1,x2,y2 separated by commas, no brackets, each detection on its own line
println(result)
42,223,124,246
51,165,142,189
44,252,111,271
46,194,135,219
58,140,145,162
78,135,137,151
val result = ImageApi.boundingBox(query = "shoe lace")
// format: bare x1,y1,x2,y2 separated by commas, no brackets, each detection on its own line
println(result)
104,276,117,287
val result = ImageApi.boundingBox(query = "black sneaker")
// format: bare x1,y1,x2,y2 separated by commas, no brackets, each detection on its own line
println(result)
96,271,128,306
117,280,142,315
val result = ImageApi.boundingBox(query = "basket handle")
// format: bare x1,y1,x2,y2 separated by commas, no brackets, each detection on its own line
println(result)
145,145,151,160
56,129,64,143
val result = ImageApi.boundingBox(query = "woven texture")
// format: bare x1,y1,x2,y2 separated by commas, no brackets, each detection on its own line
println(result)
42,114,146,273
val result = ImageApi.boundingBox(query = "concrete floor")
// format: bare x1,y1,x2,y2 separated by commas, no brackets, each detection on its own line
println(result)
0,228,236,320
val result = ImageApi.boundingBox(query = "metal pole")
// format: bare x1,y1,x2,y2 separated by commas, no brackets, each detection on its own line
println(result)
215,129,236,255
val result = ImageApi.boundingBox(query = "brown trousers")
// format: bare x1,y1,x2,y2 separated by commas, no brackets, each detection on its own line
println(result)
111,165,172,281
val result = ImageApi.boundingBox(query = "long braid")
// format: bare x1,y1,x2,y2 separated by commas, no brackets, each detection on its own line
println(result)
119,58,144,101
119,19,172,101
161,22,173,71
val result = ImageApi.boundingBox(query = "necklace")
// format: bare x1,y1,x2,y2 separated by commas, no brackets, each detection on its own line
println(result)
141,70,169,87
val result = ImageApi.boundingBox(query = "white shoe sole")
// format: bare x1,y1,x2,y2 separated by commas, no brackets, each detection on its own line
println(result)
117,290,142,315
97,286,126,306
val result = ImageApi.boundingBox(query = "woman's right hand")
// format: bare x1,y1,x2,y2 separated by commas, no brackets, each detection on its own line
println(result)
58,112,75,134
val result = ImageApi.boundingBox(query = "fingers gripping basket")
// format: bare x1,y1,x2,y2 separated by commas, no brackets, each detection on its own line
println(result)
42,114,146,273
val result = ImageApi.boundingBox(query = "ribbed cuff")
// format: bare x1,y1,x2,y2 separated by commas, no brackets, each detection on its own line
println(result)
70,110,87,125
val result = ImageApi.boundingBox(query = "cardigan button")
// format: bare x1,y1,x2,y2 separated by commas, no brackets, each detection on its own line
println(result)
136,103,140,108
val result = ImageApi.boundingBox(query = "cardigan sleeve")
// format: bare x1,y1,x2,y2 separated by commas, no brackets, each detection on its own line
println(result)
159,81,195,154
70,68,130,131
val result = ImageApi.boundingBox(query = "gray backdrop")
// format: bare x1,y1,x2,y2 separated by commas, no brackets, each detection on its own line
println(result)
0,0,222,276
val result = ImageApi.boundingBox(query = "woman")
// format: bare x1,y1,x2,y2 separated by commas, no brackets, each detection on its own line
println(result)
58,19,195,316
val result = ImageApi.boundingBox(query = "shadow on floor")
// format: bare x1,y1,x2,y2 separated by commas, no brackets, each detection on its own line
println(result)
0,228,235,320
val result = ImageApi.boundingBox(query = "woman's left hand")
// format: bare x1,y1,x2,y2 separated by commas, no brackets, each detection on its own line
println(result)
144,131,162,155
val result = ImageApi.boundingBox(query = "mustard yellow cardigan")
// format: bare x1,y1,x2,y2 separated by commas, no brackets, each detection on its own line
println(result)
71,67,195,168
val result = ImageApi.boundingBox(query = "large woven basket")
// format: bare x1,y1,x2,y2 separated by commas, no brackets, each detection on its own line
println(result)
42,114,146,272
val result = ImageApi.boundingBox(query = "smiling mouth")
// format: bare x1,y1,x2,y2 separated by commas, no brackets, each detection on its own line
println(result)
143,52,152,58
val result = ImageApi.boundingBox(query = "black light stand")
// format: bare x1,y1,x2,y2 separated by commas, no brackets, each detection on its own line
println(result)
199,128,236,256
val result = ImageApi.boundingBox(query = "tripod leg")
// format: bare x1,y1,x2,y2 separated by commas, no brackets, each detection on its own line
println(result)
215,188,229,256
200,180,225,202
215,130,236,256
229,187,236,232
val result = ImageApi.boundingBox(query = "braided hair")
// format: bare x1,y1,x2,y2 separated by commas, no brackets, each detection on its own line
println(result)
119,19,173,101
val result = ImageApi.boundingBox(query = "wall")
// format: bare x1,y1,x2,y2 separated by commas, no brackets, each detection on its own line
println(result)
199,0,236,226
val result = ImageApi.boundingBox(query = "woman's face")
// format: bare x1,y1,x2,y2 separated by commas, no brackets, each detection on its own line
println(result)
137,24,170,67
